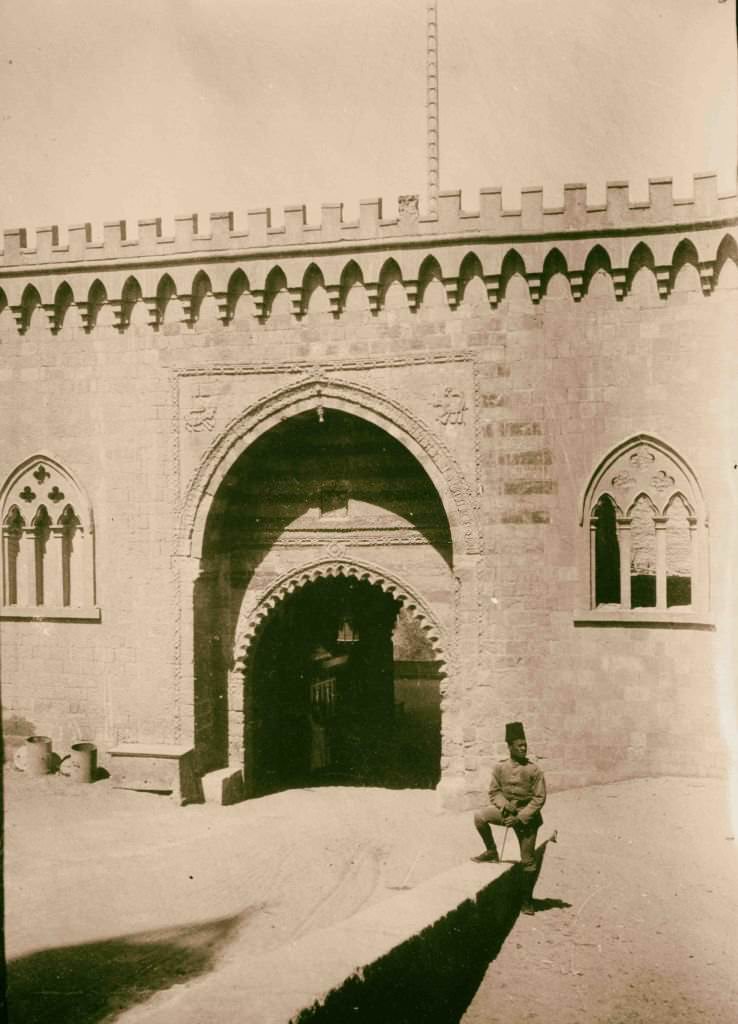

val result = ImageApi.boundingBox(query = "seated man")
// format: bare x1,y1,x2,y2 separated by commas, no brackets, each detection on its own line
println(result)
472,720,546,915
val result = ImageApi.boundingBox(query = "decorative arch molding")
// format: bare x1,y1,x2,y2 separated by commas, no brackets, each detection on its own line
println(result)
179,373,482,560
580,433,706,527
0,453,98,616
0,453,95,532
230,556,450,678
579,433,709,618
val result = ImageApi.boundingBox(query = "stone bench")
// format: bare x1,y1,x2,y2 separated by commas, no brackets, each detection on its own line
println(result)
107,743,200,805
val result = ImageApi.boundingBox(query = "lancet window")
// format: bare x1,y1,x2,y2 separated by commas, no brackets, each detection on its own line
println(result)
582,437,707,616
1,457,97,618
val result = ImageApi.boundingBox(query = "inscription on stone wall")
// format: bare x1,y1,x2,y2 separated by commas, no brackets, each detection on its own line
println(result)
185,387,217,433
499,421,543,437
434,387,467,426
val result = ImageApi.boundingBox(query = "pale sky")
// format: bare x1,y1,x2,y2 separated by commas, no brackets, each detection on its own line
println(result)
0,0,735,239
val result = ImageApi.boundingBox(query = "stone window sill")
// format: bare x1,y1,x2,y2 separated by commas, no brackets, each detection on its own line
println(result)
574,609,714,631
0,606,101,622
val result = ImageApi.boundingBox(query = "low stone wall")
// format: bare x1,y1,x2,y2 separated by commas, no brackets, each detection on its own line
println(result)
120,843,552,1024
293,864,522,1024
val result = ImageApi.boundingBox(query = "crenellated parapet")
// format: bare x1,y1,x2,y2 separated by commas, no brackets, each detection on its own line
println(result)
0,175,736,333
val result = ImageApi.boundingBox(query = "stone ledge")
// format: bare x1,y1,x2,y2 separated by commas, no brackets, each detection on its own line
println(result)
0,606,101,622
114,836,556,1024
574,610,715,630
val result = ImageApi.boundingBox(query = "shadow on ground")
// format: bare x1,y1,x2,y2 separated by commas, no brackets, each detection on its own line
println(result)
300,869,525,1024
7,910,253,1024
531,897,572,913
299,845,565,1024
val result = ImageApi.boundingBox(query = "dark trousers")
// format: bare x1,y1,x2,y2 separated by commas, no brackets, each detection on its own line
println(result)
473,805,538,873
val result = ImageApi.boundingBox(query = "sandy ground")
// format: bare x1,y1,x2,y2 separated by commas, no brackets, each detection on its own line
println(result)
463,776,738,1024
4,770,738,1024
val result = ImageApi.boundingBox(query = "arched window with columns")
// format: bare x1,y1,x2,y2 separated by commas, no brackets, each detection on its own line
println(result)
581,436,708,620
0,456,98,620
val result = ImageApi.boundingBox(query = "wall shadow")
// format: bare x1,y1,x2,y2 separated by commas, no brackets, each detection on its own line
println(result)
297,869,523,1024
7,910,251,1024
297,845,556,1024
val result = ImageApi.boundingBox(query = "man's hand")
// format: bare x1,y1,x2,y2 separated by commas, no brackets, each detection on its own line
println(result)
501,806,517,821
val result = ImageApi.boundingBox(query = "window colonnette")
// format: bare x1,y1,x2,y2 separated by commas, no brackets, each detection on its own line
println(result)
1,456,98,621
578,435,710,626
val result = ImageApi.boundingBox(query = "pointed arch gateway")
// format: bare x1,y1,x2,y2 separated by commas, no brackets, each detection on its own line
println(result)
179,374,481,561
232,559,450,795
178,374,481,802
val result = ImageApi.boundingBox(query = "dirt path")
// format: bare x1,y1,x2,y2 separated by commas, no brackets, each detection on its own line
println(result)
5,771,738,1024
4,773,472,1023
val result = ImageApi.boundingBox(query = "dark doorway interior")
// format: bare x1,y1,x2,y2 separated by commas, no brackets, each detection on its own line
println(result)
245,577,441,796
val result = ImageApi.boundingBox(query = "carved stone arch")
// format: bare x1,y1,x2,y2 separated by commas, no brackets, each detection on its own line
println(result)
714,233,738,287
18,283,43,333
0,454,96,610
86,278,108,331
593,490,623,519
0,286,6,313
190,270,214,323
338,259,367,314
226,268,251,321
627,241,655,274
580,433,706,527
58,502,81,528
53,281,75,333
663,489,695,519
497,248,528,303
156,272,177,312
339,258,362,290
378,257,405,310
121,275,142,300
31,503,51,529
0,454,94,533
580,434,709,614
624,241,657,297
179,374,481,562
417,254,447,311
626,491,658,518
499,249,527,302
457,251,486,308
304,262,326,289
583,244,613,298
541,247,570,298
302,262,330,316
261,265,291,320
89,278,107,302
542,246,567,276
3,504,24,530
670,238,700,292
231,557,450,679
121,275,144,329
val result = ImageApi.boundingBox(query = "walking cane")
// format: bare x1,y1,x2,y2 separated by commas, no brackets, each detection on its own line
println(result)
500,824,511,861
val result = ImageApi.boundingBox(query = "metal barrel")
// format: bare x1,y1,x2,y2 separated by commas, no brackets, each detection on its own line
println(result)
25,735,52,777
69,742,97,783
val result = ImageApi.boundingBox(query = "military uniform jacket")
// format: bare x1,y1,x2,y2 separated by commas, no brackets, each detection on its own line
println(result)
489,757,546,828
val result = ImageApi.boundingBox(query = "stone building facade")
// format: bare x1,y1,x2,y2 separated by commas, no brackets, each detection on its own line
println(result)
1,177,736,806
